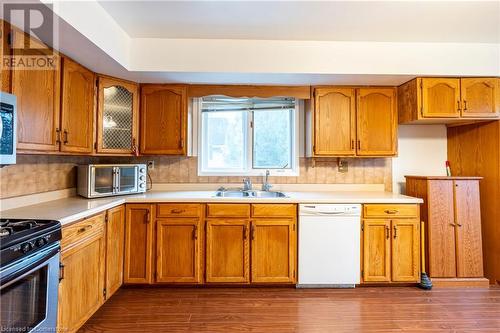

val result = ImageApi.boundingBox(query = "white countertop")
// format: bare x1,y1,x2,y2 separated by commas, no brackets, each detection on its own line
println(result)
0,190,422,226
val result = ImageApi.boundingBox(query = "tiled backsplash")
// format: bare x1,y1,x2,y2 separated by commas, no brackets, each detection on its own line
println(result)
0,155,392,199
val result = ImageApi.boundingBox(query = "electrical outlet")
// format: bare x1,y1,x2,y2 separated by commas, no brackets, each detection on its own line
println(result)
147,160,155,170
338,159,348,173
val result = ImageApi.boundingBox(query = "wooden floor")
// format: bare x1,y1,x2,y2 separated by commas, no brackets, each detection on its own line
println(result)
79,286,500,332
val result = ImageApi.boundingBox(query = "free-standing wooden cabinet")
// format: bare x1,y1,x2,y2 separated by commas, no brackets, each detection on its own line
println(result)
58,214,106,333
105,205,125,299
124,204,154,284
140,84,187,155
398,77,500,124
96,76,139,155
311,87,397,157
405,176,488,286
362,204,420,283
60,57,95,154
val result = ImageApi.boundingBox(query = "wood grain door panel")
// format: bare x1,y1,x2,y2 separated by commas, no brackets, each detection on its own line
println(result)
156,219,201,283
206,220,250,283
356,88,397,156
60,57,95,153
251,220,296,283
460,78,499,118
124,204,153,284
427,180,457,277
421,78,461,118
391,220,420,282
363,220,391,282
454,180,484,277
313,88,356,156
105,205,125,299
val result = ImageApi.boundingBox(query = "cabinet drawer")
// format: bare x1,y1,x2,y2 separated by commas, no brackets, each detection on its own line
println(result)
251,204,296,217
363,204,418,218
206,204,250,218
157,204,202,217
61,213,105,250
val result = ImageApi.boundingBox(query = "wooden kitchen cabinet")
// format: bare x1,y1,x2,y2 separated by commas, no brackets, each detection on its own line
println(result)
58,213,106,333
140,84,187,155
405,176,487,287
124,204,154,284
105,205,125,299
156,218,202,283
356,88,397,156
206,219,250,283
60,57,95,154
398,77,499,124
311,87,397,157
362,204,420,283
251,219,296,283
96,76,139,155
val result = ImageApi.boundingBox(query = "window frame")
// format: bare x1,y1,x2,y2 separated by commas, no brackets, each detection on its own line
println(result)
195,98,300,177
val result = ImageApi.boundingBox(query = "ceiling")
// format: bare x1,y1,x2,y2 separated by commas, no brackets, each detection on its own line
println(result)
98,1,500,43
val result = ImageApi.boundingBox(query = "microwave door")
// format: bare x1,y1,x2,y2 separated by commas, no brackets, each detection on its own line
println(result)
90,166,115,197
117,166,138,193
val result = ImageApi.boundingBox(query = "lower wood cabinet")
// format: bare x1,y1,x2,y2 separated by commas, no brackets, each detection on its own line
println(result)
206,219,250,283
362,204,420,283
58,213,106,333
105,205,125,298
156,218,202,283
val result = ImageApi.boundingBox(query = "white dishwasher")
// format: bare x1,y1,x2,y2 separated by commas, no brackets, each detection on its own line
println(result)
298,204,361,288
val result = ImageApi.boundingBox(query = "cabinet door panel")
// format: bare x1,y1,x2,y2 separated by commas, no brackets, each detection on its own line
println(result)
58,234,105,333
97,76,139,154
454,180,484,277
356,88,397,156
421,78,461,118
391,220,420,282
140,85,186,155
206,220,249,283
60,57,95,153
156,219,201,283
314,88,356,156
427,180,457,277
461,78,499,118
124,204,153,283
251,220,296,283
363,220,391,282
106,205,125,298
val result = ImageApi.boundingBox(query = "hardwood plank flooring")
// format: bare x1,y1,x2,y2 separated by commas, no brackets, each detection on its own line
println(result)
79,286,500,332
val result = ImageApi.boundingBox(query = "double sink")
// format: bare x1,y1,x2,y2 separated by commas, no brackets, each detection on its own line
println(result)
214,189,288,198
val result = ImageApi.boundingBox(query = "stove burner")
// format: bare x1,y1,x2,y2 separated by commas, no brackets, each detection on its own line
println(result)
0,220,39,237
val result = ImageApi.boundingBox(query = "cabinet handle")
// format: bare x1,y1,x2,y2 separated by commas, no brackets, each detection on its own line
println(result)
170,209,185,214
351,140,354,150
63,130,68,144
55,128,61,144
384,209,399,215
449,223,457,227
132,138,138,156
77,225,92,233
385,226,390,239
393,226,397,239
357,140,361,150
59,263,65,282
457,101,461,112
463,100,468,111
243,225,247,240
456,223,463,227
145,210,150,223
192,225,198,240
250,225,255,240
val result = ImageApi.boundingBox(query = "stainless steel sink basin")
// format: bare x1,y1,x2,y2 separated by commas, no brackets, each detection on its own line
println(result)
214,189,288,198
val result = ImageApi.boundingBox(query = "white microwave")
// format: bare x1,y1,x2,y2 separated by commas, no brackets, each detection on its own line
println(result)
0,92,17,165
77,164,147,198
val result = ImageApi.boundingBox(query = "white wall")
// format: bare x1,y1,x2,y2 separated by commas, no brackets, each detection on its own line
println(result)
392,125,448,194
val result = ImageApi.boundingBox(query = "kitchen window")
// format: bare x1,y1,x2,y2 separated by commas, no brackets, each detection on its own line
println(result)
196,96,299,176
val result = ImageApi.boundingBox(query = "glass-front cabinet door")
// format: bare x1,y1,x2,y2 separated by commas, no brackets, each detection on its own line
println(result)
97,76,139,155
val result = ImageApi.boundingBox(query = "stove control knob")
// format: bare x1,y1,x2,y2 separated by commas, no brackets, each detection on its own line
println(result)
21,243,32,253
36,238,48,247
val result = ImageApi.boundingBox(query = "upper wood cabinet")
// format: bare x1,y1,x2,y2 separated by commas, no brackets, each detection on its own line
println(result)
313,88,356,156
60,57,95,154
97,76,139,155
140,85,187,155
9,28,61,152
356,88,397,156
398,77,500,124
124,204,154,284
105,205,125,299
311,87,397,157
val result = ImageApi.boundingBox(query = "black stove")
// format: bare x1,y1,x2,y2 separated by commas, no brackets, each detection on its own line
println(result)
0,218,62,266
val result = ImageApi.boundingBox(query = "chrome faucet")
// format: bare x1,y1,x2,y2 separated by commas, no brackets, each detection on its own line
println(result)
243,177,252,191
262,170,272,191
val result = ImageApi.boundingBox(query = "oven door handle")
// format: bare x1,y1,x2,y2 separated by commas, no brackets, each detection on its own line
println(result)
0,245,60,288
